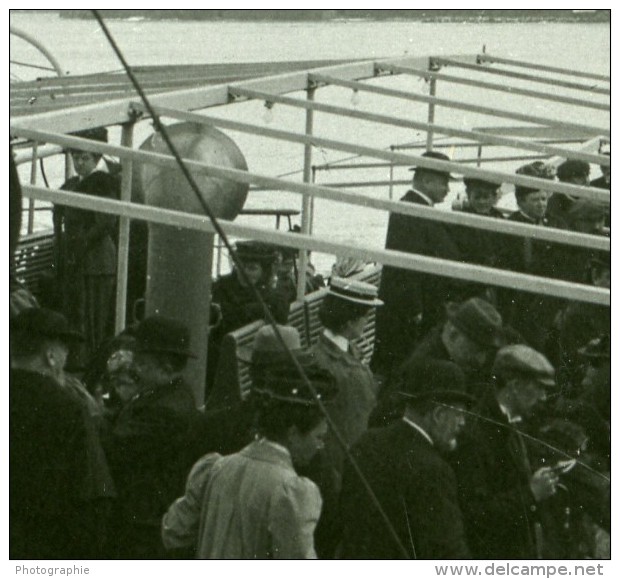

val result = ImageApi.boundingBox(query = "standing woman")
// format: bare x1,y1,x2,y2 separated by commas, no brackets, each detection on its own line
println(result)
54,127,119,368
308,276,383,557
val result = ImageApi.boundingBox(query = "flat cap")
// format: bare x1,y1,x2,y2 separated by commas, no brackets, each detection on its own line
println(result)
493,344,555,386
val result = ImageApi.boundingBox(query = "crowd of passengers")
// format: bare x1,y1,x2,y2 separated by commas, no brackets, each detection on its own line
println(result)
9,132,610,560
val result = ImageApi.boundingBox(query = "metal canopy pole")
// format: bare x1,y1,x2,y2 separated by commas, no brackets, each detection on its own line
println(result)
426,78,437,152
115,122,134,332
27,143,38,234
297,85,315,301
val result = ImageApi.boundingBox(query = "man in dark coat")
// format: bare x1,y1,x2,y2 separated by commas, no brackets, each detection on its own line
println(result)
104,315,201,558
54,128,119,367
452,177,505,269
371,297,504,427
10,308,105,559
449,345,560,559
547,159,590,225
372,151,464,381
340,359,472,559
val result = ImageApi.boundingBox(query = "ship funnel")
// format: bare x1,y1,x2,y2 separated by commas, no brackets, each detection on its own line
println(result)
135,122,249,405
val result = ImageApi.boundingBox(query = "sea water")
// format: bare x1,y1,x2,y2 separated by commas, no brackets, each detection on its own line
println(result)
10,12,610,275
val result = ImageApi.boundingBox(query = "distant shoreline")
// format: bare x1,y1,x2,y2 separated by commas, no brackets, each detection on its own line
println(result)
12,9,611,24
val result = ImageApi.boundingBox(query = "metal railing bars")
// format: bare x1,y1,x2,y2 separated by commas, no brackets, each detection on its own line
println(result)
308,73,609,138
11,129,609,254
123,105,611,199
378,63,610,112
477,53,610,83
21,184,610,308
223,87,609,166
430,57,610,95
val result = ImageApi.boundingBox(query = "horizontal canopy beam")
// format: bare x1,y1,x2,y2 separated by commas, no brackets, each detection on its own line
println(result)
378,63,610,112
431,57,610,95
308,73,609,138
131,104,611,200
10,128,609,254
21,184,610,307
477,53,610,83
228,86,609,166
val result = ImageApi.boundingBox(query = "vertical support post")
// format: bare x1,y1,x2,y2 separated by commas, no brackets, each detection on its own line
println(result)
309,167,316,235
425,78,437,152
27,143,38,234
297,85,315,302
388,145,395,200
476,145,483,167
115,122,134,333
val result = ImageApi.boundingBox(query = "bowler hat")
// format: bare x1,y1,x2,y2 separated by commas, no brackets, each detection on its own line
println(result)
409,151,458,180
10,307,84,343
133,315,196,358
446,298,503,348
463,177,501,193
557,159,590,182
328,277,384,307
492,344,555,386
257,351,338,406
398,358,474,407
235,241,279,264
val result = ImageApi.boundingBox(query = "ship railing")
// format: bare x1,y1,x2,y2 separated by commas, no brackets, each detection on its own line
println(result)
11,52,610,340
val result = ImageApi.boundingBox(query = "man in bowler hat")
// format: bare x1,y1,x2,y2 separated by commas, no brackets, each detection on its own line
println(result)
449,345,561,559
372,151,465,381
340,358,472,559
10,308,104,558
104,315,201,558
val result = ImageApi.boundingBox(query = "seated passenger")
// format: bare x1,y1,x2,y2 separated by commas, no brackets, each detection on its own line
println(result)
207,241,289,391
508,161,557,227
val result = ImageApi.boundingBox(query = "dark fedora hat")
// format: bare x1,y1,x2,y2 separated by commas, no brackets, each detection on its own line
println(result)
398,358,474,407
10,307,84,344
409,151,458,180
257,351,338,406
133,315,196,358
446,298,503,348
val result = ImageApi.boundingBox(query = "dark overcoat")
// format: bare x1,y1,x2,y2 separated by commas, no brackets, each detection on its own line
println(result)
10,369,97,559
54,170,119,358
448,392,540,559
340,420,470,559
372,191,464,377
104,376,201,558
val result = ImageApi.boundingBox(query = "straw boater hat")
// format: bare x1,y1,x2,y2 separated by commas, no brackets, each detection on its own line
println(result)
328,277,384,307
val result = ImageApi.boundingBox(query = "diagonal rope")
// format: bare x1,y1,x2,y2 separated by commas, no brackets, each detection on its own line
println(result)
91,10,410,559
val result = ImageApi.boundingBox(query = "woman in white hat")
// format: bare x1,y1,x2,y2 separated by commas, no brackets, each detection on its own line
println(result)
306,276,383,557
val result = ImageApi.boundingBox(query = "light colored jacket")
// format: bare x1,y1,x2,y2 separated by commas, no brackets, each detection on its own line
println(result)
162,439,322,559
